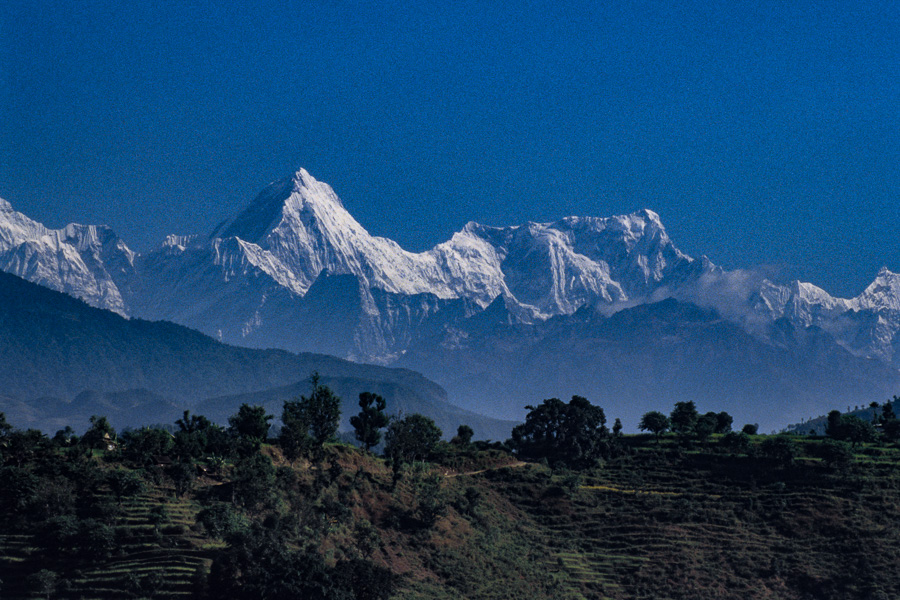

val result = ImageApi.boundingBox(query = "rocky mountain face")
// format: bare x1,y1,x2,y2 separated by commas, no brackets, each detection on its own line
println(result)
2,169,898,428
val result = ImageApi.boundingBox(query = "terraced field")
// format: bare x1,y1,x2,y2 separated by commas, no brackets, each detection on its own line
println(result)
487,446,900,600
5,436,900,599
0,483,212,599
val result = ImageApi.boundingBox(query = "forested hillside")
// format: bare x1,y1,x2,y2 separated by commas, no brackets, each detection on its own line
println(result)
3,395,900,599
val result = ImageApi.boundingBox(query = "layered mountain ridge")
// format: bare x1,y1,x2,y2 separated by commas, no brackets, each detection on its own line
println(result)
0,269,513,439
2,168,898,428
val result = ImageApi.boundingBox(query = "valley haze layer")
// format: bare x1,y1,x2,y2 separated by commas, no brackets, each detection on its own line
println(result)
1,169,898,432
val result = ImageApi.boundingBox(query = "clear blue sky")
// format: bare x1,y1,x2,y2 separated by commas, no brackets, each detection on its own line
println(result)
1,1,897,297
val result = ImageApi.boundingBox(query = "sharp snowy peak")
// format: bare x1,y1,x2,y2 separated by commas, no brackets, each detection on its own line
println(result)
201,169,695,317
0,198,135,313
3,168,900,430
453,210,694,316
210,169,509,304
757,268,900,324
776,268,900,366
858,267,900,312
781,281,855,327
120,168,703,359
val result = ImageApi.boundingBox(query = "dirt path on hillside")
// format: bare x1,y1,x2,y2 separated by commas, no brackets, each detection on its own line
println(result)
444,461,528,477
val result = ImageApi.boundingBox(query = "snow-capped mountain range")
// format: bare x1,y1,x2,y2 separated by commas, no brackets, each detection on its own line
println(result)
0,197,136,314
2,169,898,426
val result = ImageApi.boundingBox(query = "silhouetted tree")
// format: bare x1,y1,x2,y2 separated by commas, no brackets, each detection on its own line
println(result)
81,415,115,450
106,469,145,505
384,414,442,481
279,374,342,461
208,524,393,600
818,439,854,469
51,518,115,559
715,412,734,434
233,453,276,511
882,398,897,422
0,412,13,439
720,431,751,454
510,396,610,468
842,416,876,447
670,401,698,437
168,461,196,497
827,411,876,447
350,392,389,451
209,525,331,599
870,401,881,423
300,373,342,448
825,410,844,438
880,398,900,441
121,427,173,465
27,569,58,600
203,424,233,458
172,430,204,462
759,436,796,469
451,424,474,446
639,411,670,442
742,423,759,435
52,426,76,447
197,503,249,540
4,429,52,468
695,413,718,442
176,410,213,434
280,398,312,464
228,405,272,453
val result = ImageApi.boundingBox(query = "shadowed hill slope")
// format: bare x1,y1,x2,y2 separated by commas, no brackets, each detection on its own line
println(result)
399,298,900,431
0,271,512,439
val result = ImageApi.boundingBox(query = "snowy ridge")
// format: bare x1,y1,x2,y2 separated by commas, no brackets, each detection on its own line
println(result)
776,269,900,366
858,268,900,312
205,169,693,318
0,197,135,314
0,169,898,367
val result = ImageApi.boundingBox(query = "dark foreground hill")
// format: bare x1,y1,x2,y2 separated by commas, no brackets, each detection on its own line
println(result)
3,421,900,600
0,271,513,440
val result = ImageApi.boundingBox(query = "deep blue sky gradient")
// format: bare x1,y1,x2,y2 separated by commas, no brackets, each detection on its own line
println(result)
1,1,898,297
